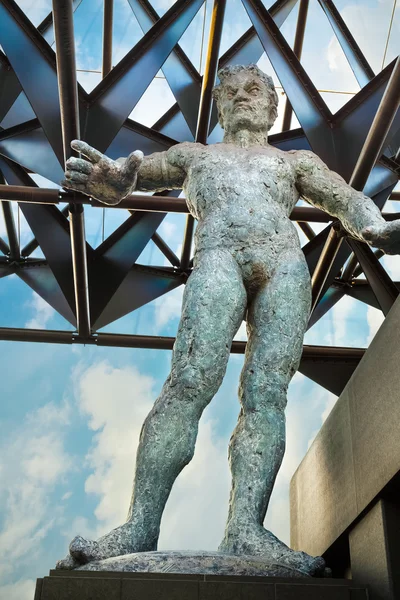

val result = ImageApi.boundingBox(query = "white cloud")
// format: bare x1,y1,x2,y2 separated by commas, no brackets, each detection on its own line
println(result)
159,416,230,550
72,361,155,536
0,402,72,580
154,286,184,328
72,360,337,554
159,221,178,244
264,373,336,544
25,292,55,329
366,305,385,344
72,359,231,550
0,579,36,600
327,1,398,73
130,79,176,128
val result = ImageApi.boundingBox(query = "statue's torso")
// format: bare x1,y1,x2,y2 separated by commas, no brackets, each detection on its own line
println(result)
169,142,303,260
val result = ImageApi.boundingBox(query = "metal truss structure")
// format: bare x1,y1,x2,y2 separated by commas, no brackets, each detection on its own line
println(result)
0,0,399,397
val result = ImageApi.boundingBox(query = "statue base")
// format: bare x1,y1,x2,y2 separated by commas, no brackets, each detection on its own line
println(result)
72,550,312,577
34,564,368,600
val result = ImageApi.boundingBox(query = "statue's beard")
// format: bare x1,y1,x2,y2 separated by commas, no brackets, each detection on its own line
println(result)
225,112,271,134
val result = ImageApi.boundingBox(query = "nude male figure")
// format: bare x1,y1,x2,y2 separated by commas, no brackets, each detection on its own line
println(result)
58,65,400,575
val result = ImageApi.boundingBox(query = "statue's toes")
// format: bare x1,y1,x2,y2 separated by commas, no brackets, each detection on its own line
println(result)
69,535,99,564
56,554,80,570
308,554,326,577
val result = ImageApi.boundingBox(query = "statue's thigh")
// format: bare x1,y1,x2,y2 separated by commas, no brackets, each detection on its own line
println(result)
246,256,311,374
172,249,247,374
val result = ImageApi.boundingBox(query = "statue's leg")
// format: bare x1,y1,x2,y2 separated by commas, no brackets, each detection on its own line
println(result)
57,249,247,569
219,256,325,576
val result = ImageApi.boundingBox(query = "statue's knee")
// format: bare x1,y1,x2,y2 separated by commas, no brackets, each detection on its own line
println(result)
172,363,223,397
240,369,289,412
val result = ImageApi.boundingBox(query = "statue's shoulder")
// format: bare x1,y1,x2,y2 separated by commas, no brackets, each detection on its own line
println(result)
285,148,325,173
167,142,204,168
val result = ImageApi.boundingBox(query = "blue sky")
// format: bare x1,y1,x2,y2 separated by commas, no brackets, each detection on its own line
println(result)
0,0,399,598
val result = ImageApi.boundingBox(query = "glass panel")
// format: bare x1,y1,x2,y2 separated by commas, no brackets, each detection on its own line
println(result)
103,207,130,242
304,294,370,347
320,90,356,113
332,0,395,73
73,0,103,72
300,0,359,93
179,1,207,73
0,93,35,130
129,77,176,127
218,0,252,58
77,70,102,93
382,3,400,68
112,0,143,65
15,0,52,27
150,0,176,18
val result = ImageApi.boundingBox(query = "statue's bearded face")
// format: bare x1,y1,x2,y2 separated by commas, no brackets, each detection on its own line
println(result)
216,71,278,134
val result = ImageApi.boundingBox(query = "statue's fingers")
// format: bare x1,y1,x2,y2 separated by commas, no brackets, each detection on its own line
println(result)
65,170,88,184
66,157,93,175
71,140,103,164
61,179,87,193
123,150,144,176
56,554,80,570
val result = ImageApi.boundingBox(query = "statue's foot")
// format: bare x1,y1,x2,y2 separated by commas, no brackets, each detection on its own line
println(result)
219,524,325,576
56,522,153,570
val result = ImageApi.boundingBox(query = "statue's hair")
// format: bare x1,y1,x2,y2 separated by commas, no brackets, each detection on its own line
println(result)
212,64,279,130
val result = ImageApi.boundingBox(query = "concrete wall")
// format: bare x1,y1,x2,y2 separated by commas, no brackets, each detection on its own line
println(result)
290,295,400,557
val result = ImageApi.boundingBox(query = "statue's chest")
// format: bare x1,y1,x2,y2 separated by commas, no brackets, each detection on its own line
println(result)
184,147,294,201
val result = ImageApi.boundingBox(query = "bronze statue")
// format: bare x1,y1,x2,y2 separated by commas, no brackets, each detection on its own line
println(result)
58,65,400,575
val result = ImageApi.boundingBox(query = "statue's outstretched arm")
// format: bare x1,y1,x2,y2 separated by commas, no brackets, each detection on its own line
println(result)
294,150,400,255
62,140,185,206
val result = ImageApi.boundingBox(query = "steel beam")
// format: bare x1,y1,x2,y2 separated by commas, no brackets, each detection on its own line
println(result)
333,59,400,183
68,204,90,336
52,0,91,338
152,232,180,268
0,236,10,256
0,325,365,359
352,249,384,279
102,0,113,78
92,264,185,330
90,211,165,324
154,0,299,139
85,0,204,152
351,57,400,190
311,57,400,312
241,0,335,167
3,185,400,226
21,206,69,258
346,237,399,315
281,0,309,131
127,0,202,138
298,221,316,240
0,0,65,165
0,118,65,184
181,0,226,270
0,201,19,260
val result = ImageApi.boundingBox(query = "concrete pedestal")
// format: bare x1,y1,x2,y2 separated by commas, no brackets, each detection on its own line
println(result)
34,571,368,600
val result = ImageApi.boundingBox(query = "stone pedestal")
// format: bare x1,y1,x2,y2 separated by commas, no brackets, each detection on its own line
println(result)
34,571,368,600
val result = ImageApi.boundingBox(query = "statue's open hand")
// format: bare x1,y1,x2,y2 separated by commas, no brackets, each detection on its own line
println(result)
362,221,400,255
61,140,143,206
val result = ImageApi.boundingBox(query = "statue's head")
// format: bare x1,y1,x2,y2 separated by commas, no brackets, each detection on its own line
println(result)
212,64,278,135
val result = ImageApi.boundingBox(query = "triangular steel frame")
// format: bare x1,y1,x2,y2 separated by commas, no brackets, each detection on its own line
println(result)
0,0,399,397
